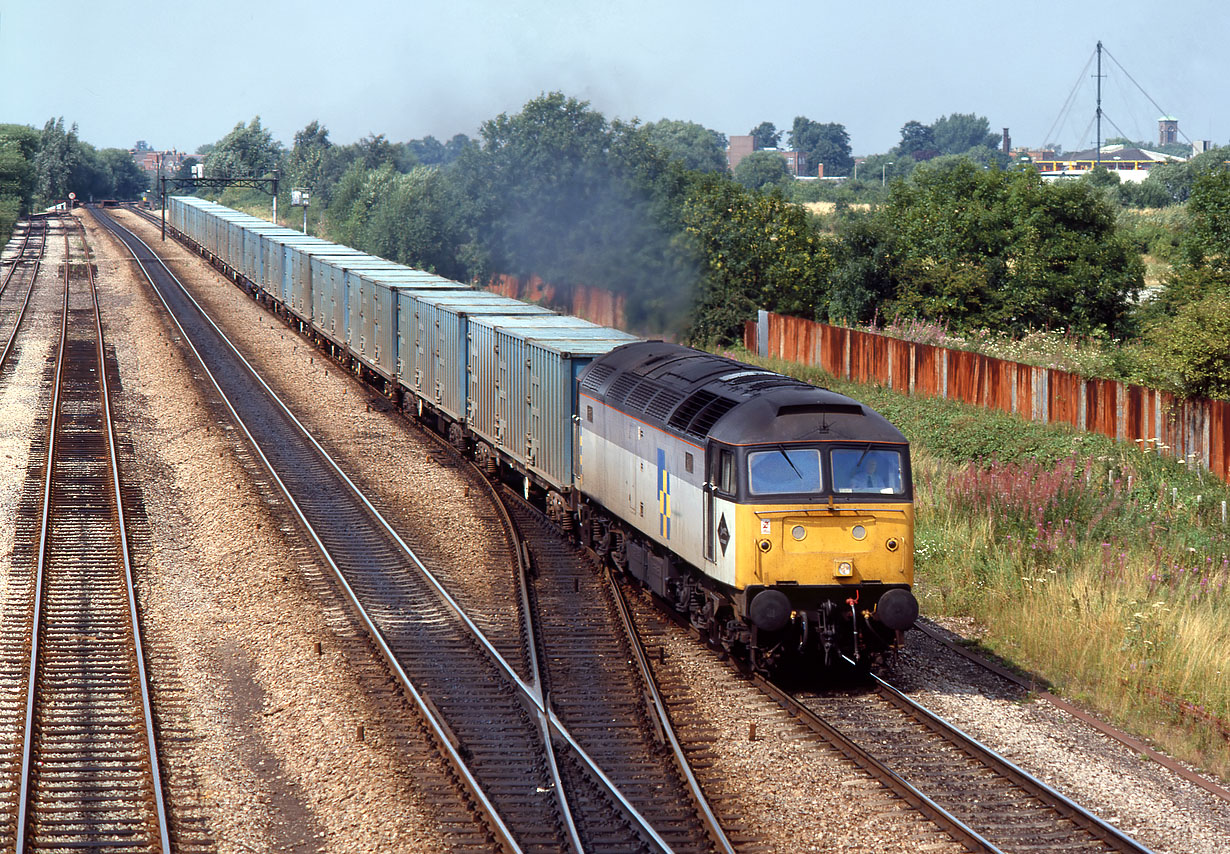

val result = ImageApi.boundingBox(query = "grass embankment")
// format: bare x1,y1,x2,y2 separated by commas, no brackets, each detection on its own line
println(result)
739,352,1230,780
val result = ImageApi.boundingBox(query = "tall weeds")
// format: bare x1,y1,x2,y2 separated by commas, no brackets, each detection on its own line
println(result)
918,449,1230,778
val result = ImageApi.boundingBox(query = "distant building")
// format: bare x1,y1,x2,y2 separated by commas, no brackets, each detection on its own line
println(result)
130,147,193,181
1158,116,1179,147
726,134,808,176
1031,143,1184,183
727,135,756,171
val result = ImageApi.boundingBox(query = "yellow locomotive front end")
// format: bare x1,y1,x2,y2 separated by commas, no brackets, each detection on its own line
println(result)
719,443,917,668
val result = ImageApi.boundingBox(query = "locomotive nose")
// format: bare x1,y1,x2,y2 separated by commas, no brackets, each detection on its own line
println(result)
874,588,919,631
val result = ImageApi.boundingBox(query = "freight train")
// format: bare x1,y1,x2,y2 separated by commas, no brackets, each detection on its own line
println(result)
165,195,918,670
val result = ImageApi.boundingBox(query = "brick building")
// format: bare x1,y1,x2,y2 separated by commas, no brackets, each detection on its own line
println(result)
726,135,808,176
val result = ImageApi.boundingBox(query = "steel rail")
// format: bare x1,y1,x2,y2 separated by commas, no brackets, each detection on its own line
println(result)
95,206,530,851
913,619,1230,805
0,219,46,374
17,217,171,852
95,208,677,853
855,658,1157,854
501,498,586,852
103,207,683,854
92,208,531,851
133,201,721,852
15,223,69,852
81,218,173,853
605,572,737,854
754,674,1002,854
0,216,37,292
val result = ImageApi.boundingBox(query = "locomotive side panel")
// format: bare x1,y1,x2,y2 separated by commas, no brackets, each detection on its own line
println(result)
578,398,715,581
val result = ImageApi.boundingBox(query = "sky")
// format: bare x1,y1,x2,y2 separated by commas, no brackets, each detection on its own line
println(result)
2,0,1227,157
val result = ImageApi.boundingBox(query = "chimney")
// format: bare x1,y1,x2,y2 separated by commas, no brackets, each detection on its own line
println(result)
1002,128,1011,154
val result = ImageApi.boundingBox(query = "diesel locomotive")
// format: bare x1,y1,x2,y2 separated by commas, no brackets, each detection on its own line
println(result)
163,195,918,671
573,341,917,670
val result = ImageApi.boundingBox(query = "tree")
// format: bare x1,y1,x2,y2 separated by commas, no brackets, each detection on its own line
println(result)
846,159,1142,336
642,120,727,173
930,113,999,155
1154,168,1230,311
99,148,148,199
34,117,80,203
683,174,833,344
356,133,396,170
788,117,853,176
1154,293,1230,400
204,116,282,178
749,121,781,149
733,151,789,191
445,134,473,162
0,124,39,242
362,166,471,280
898,120,937,160
285,121,343,204
449,92,696,330
1144,147,1228,205
0,124,39,209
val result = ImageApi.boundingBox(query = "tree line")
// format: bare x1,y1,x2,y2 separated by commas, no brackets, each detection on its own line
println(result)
207,96,1164,344
1,118,152,239
9,97,1228,399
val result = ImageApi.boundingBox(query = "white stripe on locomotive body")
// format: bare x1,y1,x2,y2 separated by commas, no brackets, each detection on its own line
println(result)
579,396,737,587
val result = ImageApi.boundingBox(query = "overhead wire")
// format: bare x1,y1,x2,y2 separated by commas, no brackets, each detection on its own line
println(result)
1043,48,1095,148
1102,45,1193,145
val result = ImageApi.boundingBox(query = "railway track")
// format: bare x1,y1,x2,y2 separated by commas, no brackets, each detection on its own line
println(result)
0,216,49,373
93,206,730,851
763,667,1155,854
0,215,170,851
492,487,734,853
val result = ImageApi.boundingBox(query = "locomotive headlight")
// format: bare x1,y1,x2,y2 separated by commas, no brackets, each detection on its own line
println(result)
835,561,854,577
791,525,806,541
886,538,900,552
851,525,866,541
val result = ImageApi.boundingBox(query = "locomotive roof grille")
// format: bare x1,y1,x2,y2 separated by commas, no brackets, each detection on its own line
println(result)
625,379,662,411
644,389,684,421
689,396,739,435
606,373,640,405
581,362,616,391
668,390,739,438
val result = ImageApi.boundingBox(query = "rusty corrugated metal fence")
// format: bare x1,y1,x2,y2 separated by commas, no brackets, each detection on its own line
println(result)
746,311,1230,483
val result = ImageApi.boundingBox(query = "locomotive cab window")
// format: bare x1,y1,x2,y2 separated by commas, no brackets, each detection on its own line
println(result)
747,447,822,496
831,447,905,495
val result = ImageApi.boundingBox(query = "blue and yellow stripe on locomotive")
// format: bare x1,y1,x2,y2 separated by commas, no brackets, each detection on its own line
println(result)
576,341,917,669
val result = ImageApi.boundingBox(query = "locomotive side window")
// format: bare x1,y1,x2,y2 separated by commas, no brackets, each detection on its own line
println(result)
748,448,822,495
714,449,736,495
586,405,593,422
831,448,905,494
685,452,693,474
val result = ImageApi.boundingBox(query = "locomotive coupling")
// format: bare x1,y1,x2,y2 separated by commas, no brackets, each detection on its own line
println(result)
874,588,919,631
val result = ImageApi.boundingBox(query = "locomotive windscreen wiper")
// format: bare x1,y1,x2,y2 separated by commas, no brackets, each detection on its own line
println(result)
777,445,802,479
855,442,873,466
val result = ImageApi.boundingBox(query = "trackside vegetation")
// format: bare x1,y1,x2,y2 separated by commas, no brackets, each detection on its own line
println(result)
0,118,152,245
738,351,1230,781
